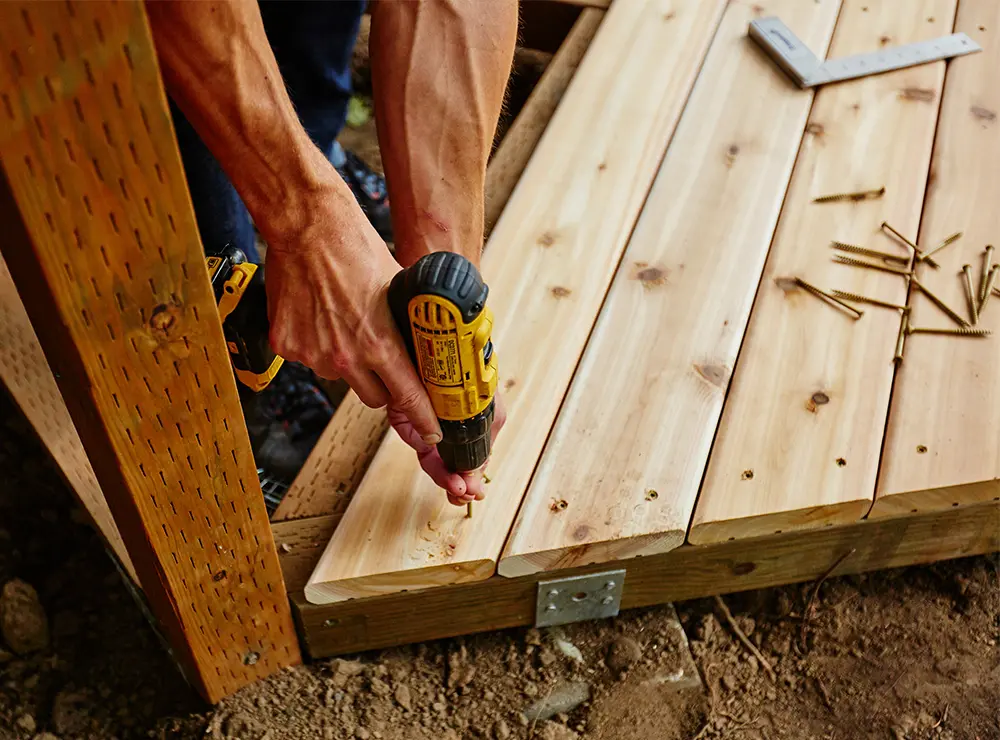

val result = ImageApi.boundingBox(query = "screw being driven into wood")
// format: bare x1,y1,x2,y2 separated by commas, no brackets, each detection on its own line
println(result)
962,265,979,325
911,278,971,328
906,326,992,337
880,221,939,268
466,502,473,519
812,186,885,204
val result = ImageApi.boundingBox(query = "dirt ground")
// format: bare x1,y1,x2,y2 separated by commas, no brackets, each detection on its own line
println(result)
0,386,998,740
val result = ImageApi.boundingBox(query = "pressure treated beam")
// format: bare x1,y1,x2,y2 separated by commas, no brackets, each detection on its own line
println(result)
304,0,729,604
690,0,957,545
287,501,999,658
499,0,842,578
0,1,299,701
873,1,1000,518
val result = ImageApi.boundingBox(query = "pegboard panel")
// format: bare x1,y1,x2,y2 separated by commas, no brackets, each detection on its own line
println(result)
0,1,300,701
0,254,135,581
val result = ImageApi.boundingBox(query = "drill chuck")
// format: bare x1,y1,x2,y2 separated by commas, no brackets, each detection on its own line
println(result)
388,252,498,473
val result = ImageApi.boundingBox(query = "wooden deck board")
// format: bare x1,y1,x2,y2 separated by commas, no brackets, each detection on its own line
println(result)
873,0,1000,518
690,0,957,545
499,0,843,578
305,0,729,604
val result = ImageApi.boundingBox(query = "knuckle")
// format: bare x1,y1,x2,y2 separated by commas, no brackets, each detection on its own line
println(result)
393,388,425,413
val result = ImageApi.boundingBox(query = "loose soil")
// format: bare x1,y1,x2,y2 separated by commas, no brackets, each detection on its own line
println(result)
0,389,998,740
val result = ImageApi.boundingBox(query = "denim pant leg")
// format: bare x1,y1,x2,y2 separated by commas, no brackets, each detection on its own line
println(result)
171,0,366,260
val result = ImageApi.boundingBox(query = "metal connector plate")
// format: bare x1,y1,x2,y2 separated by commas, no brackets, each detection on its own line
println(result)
535,570,626,628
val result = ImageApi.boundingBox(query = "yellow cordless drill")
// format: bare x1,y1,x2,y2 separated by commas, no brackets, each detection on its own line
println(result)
388,252,498,475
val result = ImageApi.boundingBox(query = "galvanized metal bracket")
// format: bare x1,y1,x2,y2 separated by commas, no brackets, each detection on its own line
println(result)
535,570,626,628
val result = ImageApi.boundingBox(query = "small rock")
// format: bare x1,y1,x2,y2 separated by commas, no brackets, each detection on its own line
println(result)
721,674,737,692
522,681,591,722
33,734,61,740
525,629,542,647
432,702,446,715
606,637,641,675
456,666,476,687
539,648,557,667
1,580,49,655
492,718,511,739
332,658,364,677
51,689,90,735
538,720,579,740
394,684,412,711
355,729,371,740
483,690,496,702
370,677,391,697
553,639,584,664
16,715,36,733
523,682,539,698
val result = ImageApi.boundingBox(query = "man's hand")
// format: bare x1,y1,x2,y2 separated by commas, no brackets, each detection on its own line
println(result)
388,390,507,506
263,184,444,446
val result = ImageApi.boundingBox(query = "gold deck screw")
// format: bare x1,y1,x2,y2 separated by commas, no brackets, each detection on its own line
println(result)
881,221,939,269
795,277,863,319
830,241,909,264
920,231,962,262
466,502,473,519
962,265,979,325
981,245,995,302
907,326,992,337
833,255,911,276
911,278,971,328
979,264,999,314
893,310,909,365
830,290,907,311
813,186,886,204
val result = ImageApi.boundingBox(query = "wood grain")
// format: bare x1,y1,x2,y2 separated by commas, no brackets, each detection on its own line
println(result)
690,0,957,545
484,8,604,234
0,256,135,580
304,0,729,604
0,1,299,701
873,1,1000,518
273,10,606,525
294,500,999,658
499,0,843,578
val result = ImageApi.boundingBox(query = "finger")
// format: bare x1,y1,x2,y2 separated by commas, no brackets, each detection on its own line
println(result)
345,369,391,409
416,446,470,498
462,471,487,501
378,360,443,445
491,392,508,441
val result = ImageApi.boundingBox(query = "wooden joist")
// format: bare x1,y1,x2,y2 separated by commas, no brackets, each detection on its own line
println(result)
690,0,957,544
290,500,999,658
874,0,1000,518
498,0,843,578
0,1,299,701
304,0,729,604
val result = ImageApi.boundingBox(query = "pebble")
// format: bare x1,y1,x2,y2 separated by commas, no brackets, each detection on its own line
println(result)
553,639,584,664
33,734,61,740
606,637,642,675
525,629,542,647
355,728,371,740
721,674,737,692
1,580,49,655
522,681,591,722
492,718,511,739
394,684,412,711
52,689,90,734
538,721,579,740
16,715,36,733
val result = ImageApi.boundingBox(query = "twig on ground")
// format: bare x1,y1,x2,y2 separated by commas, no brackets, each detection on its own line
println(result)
932,704,950,729
813,676,834,712
800,548,857,650
713,595,776,682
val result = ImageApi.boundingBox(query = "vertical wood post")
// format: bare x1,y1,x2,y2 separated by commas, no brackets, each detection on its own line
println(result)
0,1,301,701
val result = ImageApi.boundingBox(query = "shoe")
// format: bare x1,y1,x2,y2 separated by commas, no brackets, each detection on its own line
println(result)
331,141,394,243
240,362,334,502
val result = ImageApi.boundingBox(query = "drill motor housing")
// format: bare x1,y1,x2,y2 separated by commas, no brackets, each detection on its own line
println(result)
388,252,498,473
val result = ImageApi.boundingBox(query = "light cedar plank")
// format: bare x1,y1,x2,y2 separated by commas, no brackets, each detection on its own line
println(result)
689,0,957,545
872,2,1000,518
497,0,843,577
304,0,729,604
272,11,607,525
484,8,605,234
0,257,136,581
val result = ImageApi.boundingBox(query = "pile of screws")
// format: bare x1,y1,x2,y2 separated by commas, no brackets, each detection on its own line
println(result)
790,185,993,365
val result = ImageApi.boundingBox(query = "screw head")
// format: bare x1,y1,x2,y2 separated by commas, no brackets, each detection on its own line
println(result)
604,581,616,590
601,596,614,606
546,604,558,612
547,589,560,598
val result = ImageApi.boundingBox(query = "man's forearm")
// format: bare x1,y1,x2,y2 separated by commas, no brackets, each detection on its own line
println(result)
146,1,355,243
370,0,518,267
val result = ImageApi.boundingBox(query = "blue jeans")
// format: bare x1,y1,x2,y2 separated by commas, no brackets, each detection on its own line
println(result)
171,1,367,262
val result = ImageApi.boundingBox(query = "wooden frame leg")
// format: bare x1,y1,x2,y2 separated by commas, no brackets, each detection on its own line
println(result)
0,1,300,701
